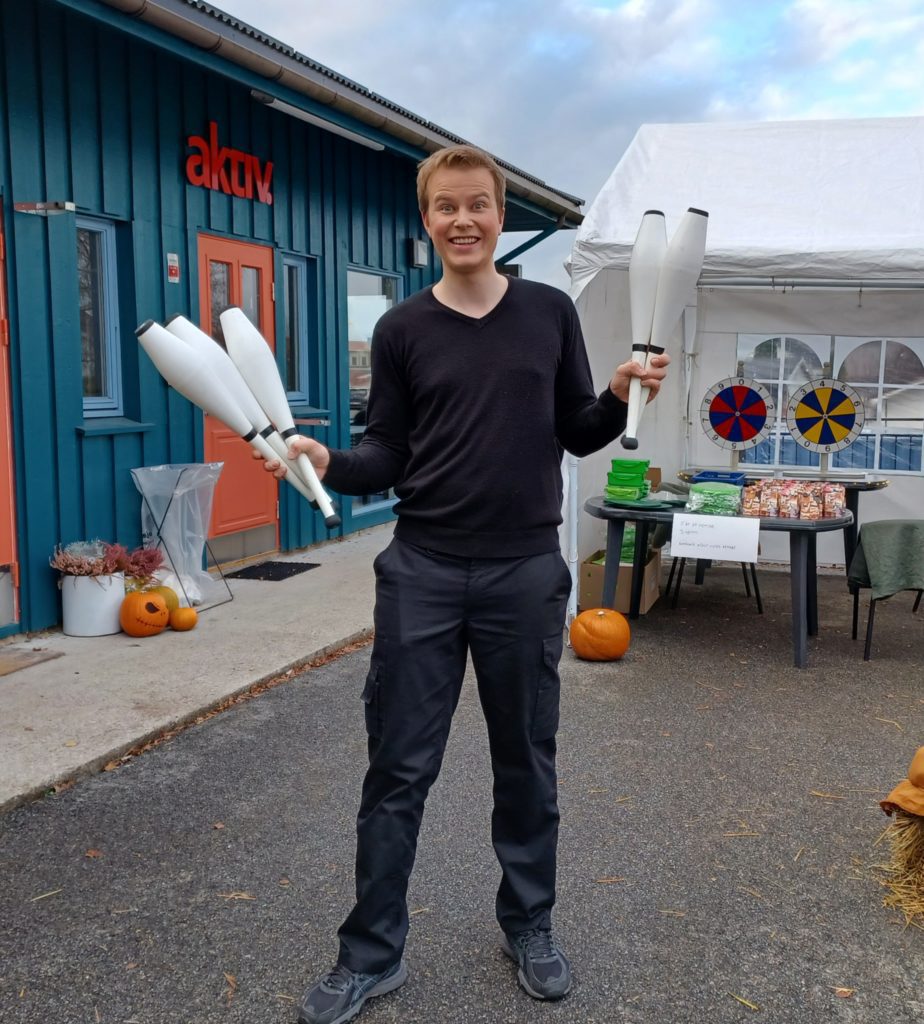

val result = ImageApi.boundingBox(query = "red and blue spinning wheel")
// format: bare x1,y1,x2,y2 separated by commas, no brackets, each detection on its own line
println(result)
700,378,774,451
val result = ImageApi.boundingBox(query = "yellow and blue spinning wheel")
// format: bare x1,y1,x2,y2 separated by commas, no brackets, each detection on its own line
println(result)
786,378,865,453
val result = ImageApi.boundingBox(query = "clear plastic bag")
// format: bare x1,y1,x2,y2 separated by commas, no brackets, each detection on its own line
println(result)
130,463,226,607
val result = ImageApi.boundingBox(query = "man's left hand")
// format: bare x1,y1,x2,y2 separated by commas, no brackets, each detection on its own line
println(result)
608,352,671,403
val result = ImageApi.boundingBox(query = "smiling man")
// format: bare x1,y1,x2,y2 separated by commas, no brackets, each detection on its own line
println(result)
259,144,669,1024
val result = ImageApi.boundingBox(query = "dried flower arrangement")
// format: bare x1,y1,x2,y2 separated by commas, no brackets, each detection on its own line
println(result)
124,546,166,591
50,540,164,587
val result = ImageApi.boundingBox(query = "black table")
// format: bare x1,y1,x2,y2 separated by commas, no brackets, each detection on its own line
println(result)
677,472,887,568
584,496,853,669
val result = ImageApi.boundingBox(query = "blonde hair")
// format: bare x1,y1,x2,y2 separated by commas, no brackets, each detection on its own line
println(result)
417,145,507,214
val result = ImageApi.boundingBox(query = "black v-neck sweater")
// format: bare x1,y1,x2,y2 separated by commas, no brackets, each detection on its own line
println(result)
325,278,628,557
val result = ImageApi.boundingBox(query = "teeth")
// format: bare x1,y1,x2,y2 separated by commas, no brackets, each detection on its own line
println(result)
451,237,478,244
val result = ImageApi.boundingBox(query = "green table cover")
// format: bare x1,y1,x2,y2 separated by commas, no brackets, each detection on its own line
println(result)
847,519,924,600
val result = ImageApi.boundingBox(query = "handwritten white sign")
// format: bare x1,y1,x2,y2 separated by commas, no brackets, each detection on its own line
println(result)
670,514,760,562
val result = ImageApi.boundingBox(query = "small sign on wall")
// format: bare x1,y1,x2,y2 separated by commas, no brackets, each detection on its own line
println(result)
167,253,180,284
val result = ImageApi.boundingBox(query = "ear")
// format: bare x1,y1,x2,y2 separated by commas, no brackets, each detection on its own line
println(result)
498,205,505,232
421,208,432,237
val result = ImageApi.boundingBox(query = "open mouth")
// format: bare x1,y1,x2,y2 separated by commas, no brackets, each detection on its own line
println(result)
449,236,479,246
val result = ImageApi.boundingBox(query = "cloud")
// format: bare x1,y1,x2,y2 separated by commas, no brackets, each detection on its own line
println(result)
213,0,924,287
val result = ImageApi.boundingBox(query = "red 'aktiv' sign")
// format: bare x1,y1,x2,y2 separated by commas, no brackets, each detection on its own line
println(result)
185,122,274,205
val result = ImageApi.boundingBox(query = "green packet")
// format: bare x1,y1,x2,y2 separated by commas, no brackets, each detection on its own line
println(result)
687,481,742,516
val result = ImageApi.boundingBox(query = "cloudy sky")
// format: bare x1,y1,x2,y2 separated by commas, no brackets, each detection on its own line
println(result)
216,0,924,288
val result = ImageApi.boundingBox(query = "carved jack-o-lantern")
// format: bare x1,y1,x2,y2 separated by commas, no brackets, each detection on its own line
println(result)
119,591,170,637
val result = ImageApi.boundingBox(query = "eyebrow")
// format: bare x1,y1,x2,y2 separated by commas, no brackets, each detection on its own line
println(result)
432,189,492,202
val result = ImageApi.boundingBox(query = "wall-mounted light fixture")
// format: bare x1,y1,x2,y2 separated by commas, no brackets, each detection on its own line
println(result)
251,90,385,152
14,201,76,216
408,239,429,268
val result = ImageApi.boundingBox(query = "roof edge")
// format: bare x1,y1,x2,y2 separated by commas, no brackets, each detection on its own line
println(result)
94,0,584,226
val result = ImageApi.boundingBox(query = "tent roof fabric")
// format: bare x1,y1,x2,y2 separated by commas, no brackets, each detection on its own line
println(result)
570,117,924,295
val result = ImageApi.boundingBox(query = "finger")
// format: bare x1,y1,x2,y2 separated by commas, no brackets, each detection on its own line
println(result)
287,436,314,460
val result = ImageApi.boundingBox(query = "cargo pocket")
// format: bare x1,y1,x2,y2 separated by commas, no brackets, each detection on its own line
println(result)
531,635,563,741
361,661,384,739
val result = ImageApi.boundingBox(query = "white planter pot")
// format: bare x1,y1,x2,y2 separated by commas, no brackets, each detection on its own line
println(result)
61,573,125,637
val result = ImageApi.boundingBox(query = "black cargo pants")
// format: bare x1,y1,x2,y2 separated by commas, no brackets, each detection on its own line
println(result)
337,537,572,974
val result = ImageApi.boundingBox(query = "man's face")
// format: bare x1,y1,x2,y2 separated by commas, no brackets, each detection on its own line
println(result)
421,167,505,277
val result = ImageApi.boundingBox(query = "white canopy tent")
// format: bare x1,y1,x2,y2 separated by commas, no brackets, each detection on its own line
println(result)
564,117,924,615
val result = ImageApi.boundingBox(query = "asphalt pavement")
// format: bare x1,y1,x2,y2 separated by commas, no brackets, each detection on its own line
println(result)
1,566,923,1024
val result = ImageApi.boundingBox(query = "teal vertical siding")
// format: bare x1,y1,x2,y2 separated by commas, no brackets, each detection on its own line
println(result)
0,0,437,630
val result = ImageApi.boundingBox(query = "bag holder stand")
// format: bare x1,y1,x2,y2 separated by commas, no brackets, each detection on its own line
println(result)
136,466,233,613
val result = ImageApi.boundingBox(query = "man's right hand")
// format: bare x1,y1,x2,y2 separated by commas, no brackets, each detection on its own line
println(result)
253,435,331,482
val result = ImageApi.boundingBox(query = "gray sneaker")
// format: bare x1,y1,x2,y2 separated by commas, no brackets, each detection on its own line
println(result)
502,928,571,1000
296,960,408,1024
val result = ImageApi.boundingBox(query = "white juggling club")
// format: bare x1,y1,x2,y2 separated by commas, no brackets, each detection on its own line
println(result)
135,320,320,508
621,210,667,451
621,206,708,450
219,307,341,529
164,314,316,501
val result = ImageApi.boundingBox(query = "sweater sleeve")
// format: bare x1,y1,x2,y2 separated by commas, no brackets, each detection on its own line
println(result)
323,323,412,496
554,301,628,457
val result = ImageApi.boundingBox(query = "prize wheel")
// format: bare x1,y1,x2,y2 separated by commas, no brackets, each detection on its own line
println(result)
786,378,865,453
700,377,775,451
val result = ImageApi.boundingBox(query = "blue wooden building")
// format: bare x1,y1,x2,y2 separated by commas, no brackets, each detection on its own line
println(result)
0,0,583,635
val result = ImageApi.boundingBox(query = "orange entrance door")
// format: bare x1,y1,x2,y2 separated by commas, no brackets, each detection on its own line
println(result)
0,207,18,624
197,235,278,540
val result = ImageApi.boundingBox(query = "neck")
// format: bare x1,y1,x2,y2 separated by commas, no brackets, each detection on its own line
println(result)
433,268,509,317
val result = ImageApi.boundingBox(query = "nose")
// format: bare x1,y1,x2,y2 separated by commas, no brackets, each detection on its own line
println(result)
453,206,474,226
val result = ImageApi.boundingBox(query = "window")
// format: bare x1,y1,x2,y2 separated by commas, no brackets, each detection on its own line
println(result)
282,255,315,401
77,217,122,416
737,333,924,472
347,269,400,510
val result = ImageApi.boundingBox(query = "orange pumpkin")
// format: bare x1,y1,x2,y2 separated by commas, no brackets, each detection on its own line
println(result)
147,585,180,613
569,608,631,661
119,591,170,637
169,607,198,632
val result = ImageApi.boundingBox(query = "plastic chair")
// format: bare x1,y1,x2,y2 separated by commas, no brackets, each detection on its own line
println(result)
847,519,924,660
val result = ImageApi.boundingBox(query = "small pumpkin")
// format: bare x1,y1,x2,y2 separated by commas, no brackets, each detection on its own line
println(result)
569,608,631,661
169,607,198,632
147,585,180,613
120,591,170,637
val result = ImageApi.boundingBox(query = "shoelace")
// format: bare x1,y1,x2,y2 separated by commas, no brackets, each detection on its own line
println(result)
520,928,556,959
322,965,356,993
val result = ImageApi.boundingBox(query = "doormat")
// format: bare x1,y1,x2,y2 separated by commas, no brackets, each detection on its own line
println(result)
225,561,320,582
0,648,65,678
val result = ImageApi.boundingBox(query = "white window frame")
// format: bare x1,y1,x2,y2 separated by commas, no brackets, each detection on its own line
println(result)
736,333,924,474
346,266,402,513
77,216,123,417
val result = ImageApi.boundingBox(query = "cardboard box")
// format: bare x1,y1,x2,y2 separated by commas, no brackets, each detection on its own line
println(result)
645,466,662,492
579,548,661,615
